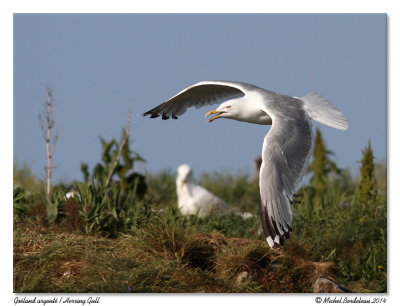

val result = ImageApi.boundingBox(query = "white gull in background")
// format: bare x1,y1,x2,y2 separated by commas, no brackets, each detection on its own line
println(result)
176,164,252,219
143,80,348,248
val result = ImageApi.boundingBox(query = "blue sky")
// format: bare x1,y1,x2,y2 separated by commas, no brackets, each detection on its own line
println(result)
13,14,387,183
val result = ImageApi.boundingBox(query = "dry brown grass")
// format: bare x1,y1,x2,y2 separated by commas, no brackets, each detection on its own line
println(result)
13,218,363,293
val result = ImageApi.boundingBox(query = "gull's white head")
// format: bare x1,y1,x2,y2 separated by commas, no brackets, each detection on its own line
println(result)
177,164,193,187
205,99,272,125
205,100,243,123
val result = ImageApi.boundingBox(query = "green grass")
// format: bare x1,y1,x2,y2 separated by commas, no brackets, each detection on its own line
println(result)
290,181,387,292
13,162,387,293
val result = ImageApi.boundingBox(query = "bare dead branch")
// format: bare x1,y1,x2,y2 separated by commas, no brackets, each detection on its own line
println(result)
38,85,58,200
51,126,60,157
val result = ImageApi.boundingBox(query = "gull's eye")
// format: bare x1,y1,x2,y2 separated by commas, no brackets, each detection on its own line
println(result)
226,106,231,109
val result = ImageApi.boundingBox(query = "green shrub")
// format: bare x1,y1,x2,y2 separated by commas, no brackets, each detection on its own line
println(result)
291,138,387,292
13,130,387,292
80,133,147,197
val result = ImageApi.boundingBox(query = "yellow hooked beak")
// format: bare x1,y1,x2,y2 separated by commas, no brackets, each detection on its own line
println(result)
205,109,226,123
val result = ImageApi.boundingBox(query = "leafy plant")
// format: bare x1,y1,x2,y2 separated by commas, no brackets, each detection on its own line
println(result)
71,179,150,236
74,130,150,235
355,140,377,205
13,187,28,215
306,128,342,209
292,138,387,292
80,133,147,198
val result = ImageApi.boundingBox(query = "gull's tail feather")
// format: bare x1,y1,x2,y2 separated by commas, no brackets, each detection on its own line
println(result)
301,92,349,130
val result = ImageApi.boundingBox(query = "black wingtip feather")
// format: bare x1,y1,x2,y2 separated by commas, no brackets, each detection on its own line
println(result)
270,217,282,238
259,199,277,243
260,198,292,248
280,236,286,247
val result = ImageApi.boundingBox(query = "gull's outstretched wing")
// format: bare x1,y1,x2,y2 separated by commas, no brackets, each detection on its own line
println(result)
142,81,246,119
259,96,313,248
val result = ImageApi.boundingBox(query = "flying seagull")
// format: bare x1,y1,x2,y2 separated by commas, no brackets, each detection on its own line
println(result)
176,164,253,219
142,81,348,248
